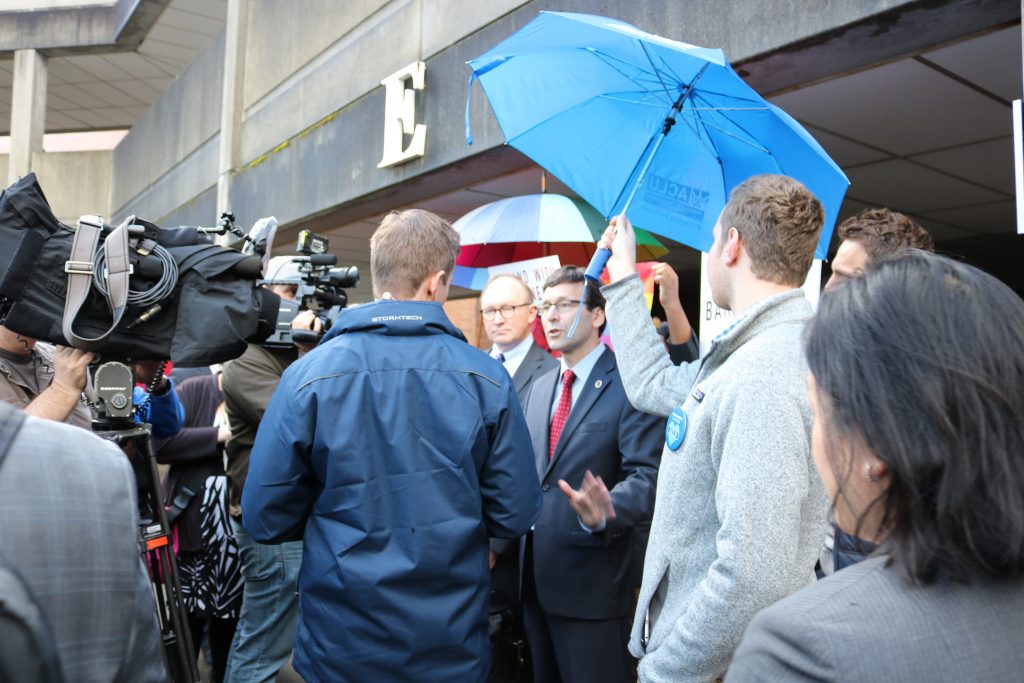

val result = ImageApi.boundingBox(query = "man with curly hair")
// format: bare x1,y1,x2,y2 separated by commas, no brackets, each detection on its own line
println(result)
820,208,933,574
826,208,933,291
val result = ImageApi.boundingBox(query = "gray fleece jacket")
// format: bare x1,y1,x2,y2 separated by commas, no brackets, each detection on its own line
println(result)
602,276,829,683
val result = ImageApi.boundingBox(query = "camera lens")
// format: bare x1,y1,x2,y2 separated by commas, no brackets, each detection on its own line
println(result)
328,266,359,289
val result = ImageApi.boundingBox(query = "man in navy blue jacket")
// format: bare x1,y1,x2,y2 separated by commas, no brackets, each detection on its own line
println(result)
243,209,542,683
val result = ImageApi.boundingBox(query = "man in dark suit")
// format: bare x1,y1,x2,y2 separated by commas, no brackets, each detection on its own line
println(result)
480,274,557,408
520,266,662,683
481,273,557,681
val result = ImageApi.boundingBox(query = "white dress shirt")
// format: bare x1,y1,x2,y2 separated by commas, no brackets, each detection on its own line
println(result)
546,342,608,532
490,334,533,379
549,343,606,421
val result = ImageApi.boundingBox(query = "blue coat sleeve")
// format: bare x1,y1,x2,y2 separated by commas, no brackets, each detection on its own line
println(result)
241,370,318,543
133,380,185,439
478,380,543,539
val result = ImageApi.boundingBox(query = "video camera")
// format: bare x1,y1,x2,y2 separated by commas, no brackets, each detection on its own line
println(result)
263,229,359,348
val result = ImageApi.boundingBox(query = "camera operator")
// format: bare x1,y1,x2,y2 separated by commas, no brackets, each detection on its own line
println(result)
221,257,320,683
0,324,184,440
0,324,94,429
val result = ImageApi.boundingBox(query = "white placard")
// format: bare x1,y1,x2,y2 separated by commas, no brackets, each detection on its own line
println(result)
698,255,822,356
488,255,562,303
1014,100,1023,234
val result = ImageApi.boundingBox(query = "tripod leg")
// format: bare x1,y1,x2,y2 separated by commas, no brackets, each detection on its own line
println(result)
136,431,201,683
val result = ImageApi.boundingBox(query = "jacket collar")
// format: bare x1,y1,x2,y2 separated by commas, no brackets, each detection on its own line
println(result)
322,299,467,343
706,289,811,362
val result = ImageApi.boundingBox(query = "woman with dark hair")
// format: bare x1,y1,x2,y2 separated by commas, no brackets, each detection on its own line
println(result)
155,371,243,682
727,250,1024,682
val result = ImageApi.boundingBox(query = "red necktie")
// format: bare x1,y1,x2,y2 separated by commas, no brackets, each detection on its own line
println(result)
549,369,576,459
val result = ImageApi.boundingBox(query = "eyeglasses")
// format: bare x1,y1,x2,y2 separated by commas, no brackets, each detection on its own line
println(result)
538,300,581,316
481,303,533,320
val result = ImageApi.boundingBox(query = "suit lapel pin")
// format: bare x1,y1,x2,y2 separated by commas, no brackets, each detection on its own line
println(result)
594,379,603,389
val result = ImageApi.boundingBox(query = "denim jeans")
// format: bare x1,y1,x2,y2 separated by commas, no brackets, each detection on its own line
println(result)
225,518,303,683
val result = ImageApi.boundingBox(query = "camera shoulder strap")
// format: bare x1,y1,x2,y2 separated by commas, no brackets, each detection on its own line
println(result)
62,217,130,350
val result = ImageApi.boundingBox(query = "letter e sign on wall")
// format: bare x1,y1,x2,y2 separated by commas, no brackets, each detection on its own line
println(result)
378,62,427,168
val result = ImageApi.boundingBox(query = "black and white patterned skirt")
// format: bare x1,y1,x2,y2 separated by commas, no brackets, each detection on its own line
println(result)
177,475,244,618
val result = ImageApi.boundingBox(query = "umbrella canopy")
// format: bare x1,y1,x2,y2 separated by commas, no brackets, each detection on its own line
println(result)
467,11,849,259
454,193,668,268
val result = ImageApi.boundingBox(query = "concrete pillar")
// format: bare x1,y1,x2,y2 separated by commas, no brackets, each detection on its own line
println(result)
8,49,47,186
216,0,248,218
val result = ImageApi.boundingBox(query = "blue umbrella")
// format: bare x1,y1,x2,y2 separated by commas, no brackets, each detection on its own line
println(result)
466,11,849,261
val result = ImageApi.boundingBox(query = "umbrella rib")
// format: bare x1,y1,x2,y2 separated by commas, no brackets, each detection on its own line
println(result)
587,49,677,105
692,86,768,108
676,105,721,161
682,106,769,111
597,93,677,109
639,41,675,102
650,45,689,90
681,111,771,154
691,91,773,154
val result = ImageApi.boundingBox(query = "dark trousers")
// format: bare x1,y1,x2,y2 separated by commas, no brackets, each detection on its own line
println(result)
188,615,238,683
521,536,633,683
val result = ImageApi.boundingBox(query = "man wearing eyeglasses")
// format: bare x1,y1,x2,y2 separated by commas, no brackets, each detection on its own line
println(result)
518,265,661,683
480,274,557,683
479,274,558,407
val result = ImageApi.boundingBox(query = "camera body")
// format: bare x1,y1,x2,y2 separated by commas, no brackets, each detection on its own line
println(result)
262,230,359,348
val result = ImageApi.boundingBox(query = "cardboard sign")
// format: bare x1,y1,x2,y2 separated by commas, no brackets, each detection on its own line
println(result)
488,255,562,303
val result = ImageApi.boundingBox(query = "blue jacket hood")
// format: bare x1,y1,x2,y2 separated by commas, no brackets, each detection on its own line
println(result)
322,299,466,343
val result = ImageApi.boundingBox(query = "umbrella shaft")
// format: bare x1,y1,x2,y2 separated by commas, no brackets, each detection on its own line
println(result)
620,90,687,218
620,130,669,217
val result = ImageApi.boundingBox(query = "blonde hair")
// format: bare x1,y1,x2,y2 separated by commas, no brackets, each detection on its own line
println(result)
719,175,824,286
370,209,460,298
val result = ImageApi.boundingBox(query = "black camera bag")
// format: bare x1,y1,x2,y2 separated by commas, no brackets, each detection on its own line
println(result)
0,174,278,366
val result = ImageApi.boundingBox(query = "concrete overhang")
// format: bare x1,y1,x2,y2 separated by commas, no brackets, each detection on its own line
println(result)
0,0,171,57
738,0,1019,95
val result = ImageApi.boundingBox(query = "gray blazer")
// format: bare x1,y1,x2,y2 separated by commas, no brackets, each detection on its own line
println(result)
511,340,558,409
727,556,1024,682
490,340,558,560
0,403,165,683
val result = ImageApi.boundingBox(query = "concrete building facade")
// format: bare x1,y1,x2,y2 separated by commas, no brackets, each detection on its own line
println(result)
1,0,1021,322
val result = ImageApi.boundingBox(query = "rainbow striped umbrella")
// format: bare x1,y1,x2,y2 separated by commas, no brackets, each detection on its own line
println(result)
454,193,667,274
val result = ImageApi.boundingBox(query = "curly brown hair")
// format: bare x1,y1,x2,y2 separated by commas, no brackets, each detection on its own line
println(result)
837,208,933,259
718,174,825,287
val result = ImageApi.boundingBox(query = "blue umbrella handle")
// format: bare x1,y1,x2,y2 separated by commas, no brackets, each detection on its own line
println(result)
584,247,612,283
566,298,587,339
567,248,613,338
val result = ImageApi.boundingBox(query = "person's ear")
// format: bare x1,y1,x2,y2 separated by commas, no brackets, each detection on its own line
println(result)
426,270,448,301
526,304,538,324
865,456,889,484
723,227,742,266
591,306,606,331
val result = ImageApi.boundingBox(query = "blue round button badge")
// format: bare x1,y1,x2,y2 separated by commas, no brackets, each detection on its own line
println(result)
665,406,687,451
